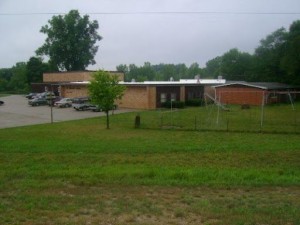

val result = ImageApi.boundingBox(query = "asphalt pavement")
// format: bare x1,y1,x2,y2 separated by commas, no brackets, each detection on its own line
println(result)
0,95,134,129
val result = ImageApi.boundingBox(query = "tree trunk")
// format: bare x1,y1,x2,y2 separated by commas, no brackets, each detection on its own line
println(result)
105,111,109,129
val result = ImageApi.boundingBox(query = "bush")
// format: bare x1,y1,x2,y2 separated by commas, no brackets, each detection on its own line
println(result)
185,99,202,106
161,101,185,109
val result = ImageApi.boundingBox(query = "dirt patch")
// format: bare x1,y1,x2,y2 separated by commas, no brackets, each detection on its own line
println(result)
3,185,299,225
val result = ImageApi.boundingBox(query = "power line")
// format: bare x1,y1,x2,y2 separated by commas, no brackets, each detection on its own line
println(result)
0,11,300,16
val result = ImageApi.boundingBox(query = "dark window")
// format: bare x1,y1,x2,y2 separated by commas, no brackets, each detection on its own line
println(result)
161,93,167,103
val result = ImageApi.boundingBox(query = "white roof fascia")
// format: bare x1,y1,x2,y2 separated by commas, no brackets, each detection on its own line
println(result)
179,79,226,84
68,79,227,85
121,79,226,85
213,82,268,90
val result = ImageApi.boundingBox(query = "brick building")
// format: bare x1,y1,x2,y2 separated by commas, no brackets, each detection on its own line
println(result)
32,71,226,110
214,82,299,106
31,71,124,96
59,79,225,109
118,81,210,109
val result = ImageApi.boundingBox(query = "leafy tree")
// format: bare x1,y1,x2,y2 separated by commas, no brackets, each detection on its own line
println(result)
0,68,12,92
26,57,50,84
7,62,28,92
36,10,102,71
126,64,139,82
220,48,253,81
203,56,222,78
160,64,176,81
0,79,8,92
140,62,156,81
187,62,202,78
253,28,288,82
88,71,126,129
204,49,253,80
175,64,188,79
116,64,128,74
280,20,300,85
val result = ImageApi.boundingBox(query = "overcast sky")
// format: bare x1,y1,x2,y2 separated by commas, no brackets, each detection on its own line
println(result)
0,0,300,70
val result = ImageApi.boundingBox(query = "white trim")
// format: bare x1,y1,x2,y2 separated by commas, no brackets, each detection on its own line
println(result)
213,82,268,90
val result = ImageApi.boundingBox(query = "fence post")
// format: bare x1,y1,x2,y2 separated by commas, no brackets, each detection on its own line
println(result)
227,119,229,132
134,114,140,128
195,116,197,130
260,93,265,132
294,109,297,133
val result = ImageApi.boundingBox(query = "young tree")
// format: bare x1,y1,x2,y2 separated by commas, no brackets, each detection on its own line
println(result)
88,71,126,129
36,10,102,71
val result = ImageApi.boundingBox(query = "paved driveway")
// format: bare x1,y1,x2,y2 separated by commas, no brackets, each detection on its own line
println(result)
0,95,134,129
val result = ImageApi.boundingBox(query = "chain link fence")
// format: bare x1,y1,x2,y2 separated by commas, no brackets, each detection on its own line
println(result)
124,102,300,134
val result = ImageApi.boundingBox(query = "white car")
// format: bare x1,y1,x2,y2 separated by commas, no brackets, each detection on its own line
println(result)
54,98,73,108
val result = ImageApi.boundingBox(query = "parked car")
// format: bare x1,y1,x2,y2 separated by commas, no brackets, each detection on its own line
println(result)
88,105,102,112
28,98,48,106
74,102,93,111
0,100,4,105
54,98,73,108
48,96,62,106
25,93,37,99
89,104,117,112
72,97,91,111
43,92,56,100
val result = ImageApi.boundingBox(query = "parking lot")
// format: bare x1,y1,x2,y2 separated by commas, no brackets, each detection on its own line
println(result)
0,95,134,129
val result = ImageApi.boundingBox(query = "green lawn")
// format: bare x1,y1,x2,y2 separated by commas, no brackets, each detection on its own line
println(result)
0,107,299,225
134,103,300,133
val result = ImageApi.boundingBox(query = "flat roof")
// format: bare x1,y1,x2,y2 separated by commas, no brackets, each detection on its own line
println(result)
120,79,226,86
64,79,226,86
214,81,295,90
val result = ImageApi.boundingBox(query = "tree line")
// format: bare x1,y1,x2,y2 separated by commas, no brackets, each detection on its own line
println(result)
117,20,300,85
0,57,53,93
0,9,299,94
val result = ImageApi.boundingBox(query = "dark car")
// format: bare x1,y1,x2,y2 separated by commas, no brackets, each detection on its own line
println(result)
25,93,37,99
89,104,117,112
0,100,4,105
74,103,93,111
28,98,48,106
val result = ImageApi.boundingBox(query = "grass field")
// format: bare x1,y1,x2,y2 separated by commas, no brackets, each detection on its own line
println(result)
0,106,299,225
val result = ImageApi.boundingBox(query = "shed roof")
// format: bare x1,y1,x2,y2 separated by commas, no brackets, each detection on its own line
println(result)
214,81,294,90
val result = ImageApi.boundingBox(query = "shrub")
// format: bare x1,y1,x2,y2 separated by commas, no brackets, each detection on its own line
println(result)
161,101,185,109
185,99,202,106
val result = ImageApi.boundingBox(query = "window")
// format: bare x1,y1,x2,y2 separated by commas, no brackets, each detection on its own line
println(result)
171,93,176,101
161,93,167,103
188,92,194,100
